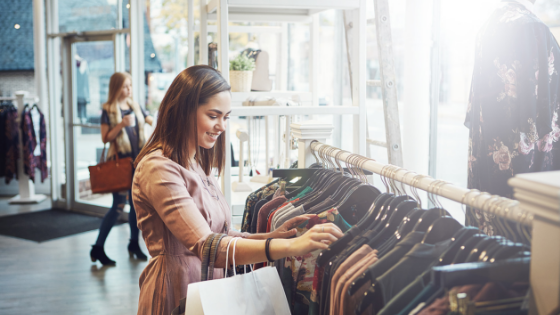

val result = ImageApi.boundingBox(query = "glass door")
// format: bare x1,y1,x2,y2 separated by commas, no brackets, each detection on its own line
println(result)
62,34,127,215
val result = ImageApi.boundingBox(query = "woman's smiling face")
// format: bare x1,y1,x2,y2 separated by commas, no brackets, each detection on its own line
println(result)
196,91,231,149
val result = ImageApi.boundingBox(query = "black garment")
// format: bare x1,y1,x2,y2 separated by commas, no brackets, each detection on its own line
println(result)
101,108,148,159
250,199,268,233
367,231,425,279
377,270,433,315
0,106,8,178
376,234,400,258
466,0,560,236
2,105,19,183
319,228,368,315
372,238,453,312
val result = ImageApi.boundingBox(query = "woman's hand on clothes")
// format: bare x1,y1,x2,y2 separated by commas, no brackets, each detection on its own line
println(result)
285,223,344,257
121,114,135,127
268,214,316,239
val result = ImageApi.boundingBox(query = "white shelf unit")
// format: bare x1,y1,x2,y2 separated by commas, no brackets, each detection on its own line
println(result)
230,91,313,106
194,0,367,207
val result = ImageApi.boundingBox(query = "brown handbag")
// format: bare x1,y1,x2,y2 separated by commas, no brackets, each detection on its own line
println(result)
88,142,134,194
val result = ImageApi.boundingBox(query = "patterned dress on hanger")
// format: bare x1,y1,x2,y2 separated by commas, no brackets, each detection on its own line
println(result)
465,1,560,236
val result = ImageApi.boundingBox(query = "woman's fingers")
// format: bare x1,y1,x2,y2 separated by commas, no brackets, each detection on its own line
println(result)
310,232,339,243
313,223,344,238
310,240,329,250
277,228,298,238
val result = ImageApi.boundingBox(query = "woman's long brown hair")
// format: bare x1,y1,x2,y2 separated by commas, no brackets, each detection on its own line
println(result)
104,72,133,113
135,66,230,175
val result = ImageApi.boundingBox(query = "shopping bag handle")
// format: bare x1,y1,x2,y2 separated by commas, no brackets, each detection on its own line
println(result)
224,237,255,278
224,237,240,278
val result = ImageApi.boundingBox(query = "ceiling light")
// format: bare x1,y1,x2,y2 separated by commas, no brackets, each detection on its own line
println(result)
126,3,130,9
150,53,155,58
14,24,21,29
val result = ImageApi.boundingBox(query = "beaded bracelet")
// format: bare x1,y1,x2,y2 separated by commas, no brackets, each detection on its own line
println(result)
265,238,274,262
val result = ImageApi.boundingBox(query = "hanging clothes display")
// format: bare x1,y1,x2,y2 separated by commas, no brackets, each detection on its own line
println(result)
465,0,560,236
0,101,19,184
242,148,532,315
20,104,48,183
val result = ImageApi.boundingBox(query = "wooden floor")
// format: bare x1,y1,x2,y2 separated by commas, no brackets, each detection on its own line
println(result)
0,201,149,315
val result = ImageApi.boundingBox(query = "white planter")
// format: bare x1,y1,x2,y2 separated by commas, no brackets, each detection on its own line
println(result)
229,70,253,92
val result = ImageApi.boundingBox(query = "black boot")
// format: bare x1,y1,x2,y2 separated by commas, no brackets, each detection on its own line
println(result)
90,245,116,266
128,239,148,260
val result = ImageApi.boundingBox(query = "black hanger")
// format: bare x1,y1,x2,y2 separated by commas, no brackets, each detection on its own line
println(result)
374,201,420,252
329,177,361,202
347,210,439,300
333,195,398,261
358,193,394,230
422,217,464,245
366,197,415,248
373,207,421,256
412,208,451,233
463,236,505,263
299,175,357,210
336,184,382,225
297,170,342,200
451,234,488,264
435,226,481,265
490,243,530,261
397,208,426,238
363,195,397,232
316,193,391,267
509,250,531,259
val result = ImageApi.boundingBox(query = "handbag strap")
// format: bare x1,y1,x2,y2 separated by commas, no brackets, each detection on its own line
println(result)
201,233,218,281
208,233,227,280
99,140,121,164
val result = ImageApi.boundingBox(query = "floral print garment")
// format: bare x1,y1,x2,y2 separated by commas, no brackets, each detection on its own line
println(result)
241,182,278,232
281,208,352,315
465,1,560,236
21,107,48,183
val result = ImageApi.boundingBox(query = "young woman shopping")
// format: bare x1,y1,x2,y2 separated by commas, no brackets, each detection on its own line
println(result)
90,72,154,265
132,65,343,314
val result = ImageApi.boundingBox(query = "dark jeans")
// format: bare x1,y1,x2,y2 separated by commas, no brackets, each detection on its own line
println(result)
94,188,139,247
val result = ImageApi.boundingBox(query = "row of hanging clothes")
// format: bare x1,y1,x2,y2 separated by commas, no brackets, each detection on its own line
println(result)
0,100,48,184
240,145,533,315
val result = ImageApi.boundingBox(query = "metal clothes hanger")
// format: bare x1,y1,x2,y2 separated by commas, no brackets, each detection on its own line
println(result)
411,174,429,209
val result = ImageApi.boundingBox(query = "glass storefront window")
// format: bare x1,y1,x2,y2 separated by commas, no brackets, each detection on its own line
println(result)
58,0,124,33
72,40,116,207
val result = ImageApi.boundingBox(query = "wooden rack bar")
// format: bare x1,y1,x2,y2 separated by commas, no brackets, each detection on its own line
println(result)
308,141,531,226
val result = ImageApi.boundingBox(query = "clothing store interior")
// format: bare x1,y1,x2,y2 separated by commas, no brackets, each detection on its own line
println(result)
2,0,560,314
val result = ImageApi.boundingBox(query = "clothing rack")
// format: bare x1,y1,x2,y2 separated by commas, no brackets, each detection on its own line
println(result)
291,125,555,314
305,141,532,227
7,91,47,204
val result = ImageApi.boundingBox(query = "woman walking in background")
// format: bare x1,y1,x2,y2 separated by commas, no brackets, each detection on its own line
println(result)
90,72,154,266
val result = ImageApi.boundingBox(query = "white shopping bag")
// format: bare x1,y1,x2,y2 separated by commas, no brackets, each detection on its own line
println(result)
186,238,290,315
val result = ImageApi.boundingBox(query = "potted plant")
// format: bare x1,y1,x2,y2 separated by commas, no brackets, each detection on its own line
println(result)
229,54,255,92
